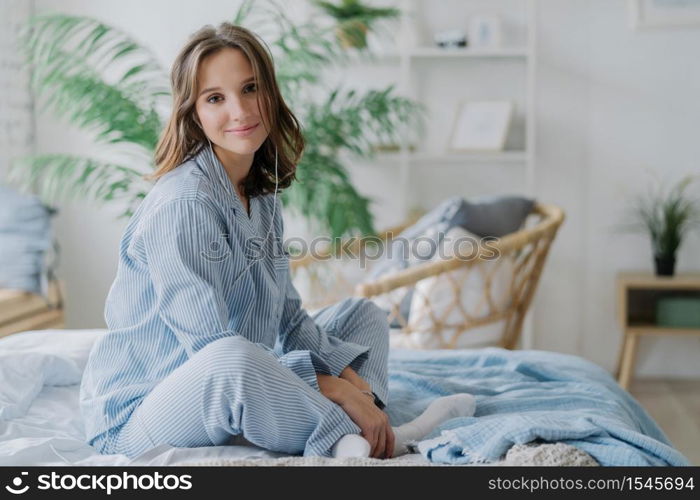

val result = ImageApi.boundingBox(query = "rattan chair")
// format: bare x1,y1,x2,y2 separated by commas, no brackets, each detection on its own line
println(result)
291,203,565,350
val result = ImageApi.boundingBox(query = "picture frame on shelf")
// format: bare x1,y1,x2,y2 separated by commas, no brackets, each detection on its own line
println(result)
629,0,700,29
468,15,502,48
449,100,513,152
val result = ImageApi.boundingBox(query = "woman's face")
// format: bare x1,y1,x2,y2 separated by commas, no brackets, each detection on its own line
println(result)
194,47,269,157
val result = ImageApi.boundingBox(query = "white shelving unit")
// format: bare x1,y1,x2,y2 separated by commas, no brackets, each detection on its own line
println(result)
344,0,538,348
409,46,531,58
387,0,537,215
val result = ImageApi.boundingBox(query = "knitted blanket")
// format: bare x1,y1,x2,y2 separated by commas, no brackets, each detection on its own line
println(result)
181,442,599,467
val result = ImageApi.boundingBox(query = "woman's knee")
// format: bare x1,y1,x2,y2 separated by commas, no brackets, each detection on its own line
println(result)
339,297,390,339
354,297,390,326
195,336,270,373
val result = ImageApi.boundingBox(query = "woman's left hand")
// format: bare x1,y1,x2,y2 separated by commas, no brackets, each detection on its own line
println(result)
339,366,371,393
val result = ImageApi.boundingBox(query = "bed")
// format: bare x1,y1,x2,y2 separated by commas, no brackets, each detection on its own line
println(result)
0,328,690,466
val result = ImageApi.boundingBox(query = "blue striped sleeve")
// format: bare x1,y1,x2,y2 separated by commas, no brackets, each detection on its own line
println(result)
140,199,240,356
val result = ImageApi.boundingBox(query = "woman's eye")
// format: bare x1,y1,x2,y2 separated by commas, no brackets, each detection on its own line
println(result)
244,83,257,94
207,95,222,104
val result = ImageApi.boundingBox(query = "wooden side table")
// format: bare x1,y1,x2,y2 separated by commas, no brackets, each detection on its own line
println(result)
616,272,700,390
0,281,65,339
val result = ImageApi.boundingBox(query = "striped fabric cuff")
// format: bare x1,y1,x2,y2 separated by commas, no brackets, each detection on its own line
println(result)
324,341,371,377
277,350,331,391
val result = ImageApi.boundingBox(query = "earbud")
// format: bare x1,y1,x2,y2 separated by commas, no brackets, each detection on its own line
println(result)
193,112,205,131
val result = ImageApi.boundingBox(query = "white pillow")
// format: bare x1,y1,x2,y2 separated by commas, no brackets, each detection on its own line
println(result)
392,227,514,349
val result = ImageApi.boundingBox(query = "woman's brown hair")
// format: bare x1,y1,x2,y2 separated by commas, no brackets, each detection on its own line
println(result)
150,22,304,197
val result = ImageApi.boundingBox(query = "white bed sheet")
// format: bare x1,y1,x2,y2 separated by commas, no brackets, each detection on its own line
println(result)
0,329,433,466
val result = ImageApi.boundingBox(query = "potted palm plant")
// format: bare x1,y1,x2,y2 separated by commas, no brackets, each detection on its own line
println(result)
621,175,700,276
10,0,423,241
312,0,400,49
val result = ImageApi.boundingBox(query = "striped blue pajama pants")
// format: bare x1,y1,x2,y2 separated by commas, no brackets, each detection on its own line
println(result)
101,297,390,458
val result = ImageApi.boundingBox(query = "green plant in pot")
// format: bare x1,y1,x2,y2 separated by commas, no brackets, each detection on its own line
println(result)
621,175,700,276
312,0,400,49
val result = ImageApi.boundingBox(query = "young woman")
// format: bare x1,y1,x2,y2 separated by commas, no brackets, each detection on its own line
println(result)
79,22,475,460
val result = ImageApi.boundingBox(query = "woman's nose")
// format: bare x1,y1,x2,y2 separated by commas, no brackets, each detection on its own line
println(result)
226,95,250,121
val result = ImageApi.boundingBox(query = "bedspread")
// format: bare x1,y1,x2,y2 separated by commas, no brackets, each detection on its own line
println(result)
0,329,689,466
386,348,690,466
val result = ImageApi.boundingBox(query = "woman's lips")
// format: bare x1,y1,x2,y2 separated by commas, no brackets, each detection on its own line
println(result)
226,123,259,137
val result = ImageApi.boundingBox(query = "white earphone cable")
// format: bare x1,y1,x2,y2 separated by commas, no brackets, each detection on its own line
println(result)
206,138,279,283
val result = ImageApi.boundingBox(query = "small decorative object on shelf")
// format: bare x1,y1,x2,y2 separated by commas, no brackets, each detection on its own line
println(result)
656,297,700,329
433,29,467,49
449,100,513,152
618,175,700,277
469,14,502,48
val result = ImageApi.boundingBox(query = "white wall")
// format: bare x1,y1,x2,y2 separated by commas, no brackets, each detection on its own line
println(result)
27,0,700,376
0,0,34,179
535,0,700,376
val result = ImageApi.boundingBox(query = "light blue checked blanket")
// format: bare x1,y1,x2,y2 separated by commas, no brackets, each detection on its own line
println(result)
385,348,691,466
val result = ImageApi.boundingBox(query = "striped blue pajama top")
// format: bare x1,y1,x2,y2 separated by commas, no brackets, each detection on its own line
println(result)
79,145,370,447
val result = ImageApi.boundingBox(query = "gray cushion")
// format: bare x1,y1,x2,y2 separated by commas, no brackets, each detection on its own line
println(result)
459,195,535,238
0,185,56,295
366,195,534,326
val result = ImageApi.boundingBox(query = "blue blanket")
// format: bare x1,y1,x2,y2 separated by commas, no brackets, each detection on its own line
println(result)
385,348,690,466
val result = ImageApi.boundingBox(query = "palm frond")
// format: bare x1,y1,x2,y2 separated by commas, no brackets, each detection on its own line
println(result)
232,0,256,25
8,154,150,212
271,23,345,98
282,149,374,239
305,86,425,156
38,63,161,150
312,0,400,23
229,1,341,99
20,14,168,102
19,13,166,149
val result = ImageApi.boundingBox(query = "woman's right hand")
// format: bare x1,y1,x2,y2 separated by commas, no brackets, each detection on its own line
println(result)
321,377,394,459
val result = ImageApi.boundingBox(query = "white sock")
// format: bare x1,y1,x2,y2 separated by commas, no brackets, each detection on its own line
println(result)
331,434,371,458
330,393,476,459
391,393,476,457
